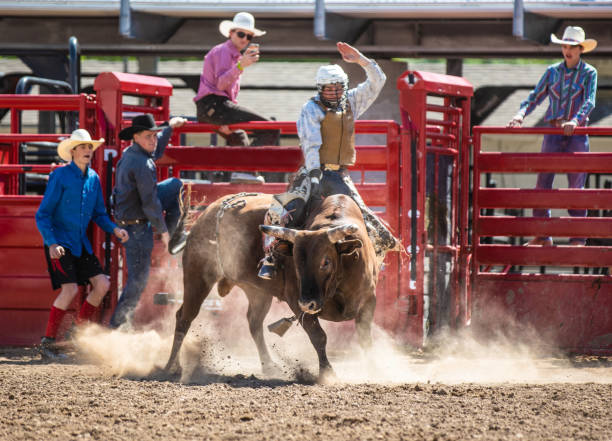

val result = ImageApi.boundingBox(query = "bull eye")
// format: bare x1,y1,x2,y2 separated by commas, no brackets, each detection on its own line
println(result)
320,256,330,270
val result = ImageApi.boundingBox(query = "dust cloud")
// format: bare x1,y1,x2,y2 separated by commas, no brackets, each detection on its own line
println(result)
72,286,612,385
74,324,172,378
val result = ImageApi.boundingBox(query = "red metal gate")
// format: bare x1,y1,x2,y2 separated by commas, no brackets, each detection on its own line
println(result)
471,126,612,353
0,94,98,344
396,71,473,346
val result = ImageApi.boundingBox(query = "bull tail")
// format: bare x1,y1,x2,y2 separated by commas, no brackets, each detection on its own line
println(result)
217,278,234,297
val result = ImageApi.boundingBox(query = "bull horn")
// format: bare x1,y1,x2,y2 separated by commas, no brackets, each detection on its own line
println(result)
327,224,359,243
259,225,298,243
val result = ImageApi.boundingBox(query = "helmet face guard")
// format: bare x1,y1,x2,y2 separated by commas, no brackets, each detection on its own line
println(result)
316,65,348,110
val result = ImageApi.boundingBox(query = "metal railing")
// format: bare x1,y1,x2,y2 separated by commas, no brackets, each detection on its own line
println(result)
472,125,612,279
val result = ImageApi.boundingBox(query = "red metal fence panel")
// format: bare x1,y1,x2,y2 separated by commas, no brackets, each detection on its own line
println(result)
471,126,612,353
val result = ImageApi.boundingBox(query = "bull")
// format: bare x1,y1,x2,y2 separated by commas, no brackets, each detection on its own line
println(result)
164,193,379,381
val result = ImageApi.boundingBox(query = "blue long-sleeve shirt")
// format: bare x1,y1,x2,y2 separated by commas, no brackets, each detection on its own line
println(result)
112,126,173,233
36,161,117,257
518,60,597,126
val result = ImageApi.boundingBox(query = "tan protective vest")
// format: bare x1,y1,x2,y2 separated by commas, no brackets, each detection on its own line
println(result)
315,100,356,166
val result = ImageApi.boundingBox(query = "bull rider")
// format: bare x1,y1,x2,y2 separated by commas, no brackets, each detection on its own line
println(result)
258,42,400,280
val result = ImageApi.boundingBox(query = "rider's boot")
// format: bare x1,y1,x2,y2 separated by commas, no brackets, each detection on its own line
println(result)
257,236,278,280
257,254,276,280
365,219,401,268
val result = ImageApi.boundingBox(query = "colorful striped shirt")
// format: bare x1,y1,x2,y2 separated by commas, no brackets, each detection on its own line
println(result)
518,60,597,126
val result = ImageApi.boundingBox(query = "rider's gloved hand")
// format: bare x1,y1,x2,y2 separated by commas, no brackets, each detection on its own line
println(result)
308,168,323,201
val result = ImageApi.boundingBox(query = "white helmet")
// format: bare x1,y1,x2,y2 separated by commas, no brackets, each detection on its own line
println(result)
316,64,348,109
316,64,348,86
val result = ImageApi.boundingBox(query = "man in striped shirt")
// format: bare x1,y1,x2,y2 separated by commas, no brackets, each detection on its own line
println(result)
507,26,598,246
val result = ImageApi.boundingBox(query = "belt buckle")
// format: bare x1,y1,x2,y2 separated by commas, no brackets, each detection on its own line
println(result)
323,164,340,171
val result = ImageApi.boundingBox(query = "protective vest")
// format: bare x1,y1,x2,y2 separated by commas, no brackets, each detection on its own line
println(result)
314,99,356,166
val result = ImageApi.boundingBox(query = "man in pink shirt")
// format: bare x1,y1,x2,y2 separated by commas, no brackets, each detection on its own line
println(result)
194,12,279,183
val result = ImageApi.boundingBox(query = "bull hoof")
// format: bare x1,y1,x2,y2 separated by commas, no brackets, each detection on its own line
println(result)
161,362,182,381
318,367,338,385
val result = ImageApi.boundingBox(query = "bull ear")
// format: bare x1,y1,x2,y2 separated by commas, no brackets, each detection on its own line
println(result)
327,224,359,243
275,241,293,257
259,225,298,243
336,239,362,256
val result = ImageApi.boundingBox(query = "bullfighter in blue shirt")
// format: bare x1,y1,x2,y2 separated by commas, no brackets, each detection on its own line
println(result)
36,129,129,359
110,114,187,328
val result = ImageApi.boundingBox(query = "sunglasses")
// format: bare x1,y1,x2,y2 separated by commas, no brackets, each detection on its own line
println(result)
235,31,253,41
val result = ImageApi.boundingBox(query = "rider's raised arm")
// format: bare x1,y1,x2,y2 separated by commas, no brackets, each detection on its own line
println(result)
346,59,386,118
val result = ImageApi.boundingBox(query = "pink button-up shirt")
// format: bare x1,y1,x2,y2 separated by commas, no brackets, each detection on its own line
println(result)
194,39,243,103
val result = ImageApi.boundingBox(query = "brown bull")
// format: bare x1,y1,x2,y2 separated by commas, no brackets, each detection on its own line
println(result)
164,193,379,380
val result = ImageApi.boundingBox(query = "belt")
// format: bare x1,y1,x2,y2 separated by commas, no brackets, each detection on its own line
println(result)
117,218,147,226
321,163,342,171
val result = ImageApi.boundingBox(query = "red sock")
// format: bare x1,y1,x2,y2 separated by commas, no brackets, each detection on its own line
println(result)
76,300,98,325
45,306,67,339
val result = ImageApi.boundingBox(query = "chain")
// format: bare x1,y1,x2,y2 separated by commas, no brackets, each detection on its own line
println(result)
214,193,261,275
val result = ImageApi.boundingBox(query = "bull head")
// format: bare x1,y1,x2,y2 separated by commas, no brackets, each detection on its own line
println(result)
260,223,363,314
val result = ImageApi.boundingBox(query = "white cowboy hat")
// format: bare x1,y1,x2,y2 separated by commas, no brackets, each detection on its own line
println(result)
219,12,266,38
550,26,597,53
57,129,104,162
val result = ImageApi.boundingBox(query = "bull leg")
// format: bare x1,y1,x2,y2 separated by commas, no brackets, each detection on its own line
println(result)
164,270,216,375
301,314,336,383
164,306,190,375
245,291,279,376
355,294,376,350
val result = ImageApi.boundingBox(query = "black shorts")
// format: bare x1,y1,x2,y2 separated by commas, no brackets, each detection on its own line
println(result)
44,246,105,290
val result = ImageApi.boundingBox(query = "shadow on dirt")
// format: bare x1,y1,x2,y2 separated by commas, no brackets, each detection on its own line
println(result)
133,363,318,388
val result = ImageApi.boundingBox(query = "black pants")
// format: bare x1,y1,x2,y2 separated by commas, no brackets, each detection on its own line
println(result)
195,94,279,147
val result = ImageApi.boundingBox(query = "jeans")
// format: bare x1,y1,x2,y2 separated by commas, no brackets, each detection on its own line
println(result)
534,134,589,245
157,178,183,237
109,178,182,328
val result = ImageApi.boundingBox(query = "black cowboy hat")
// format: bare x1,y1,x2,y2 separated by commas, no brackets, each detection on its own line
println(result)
119,114,165,140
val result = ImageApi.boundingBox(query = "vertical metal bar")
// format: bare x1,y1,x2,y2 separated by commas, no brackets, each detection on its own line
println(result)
472,128,481,278
314,0,326,40
68,36,80,132
68,36,80,94
432,150,440,329
410,124,418,282
104,157,113,274
513,0,524,38
10,108,20,194
120,0,132,38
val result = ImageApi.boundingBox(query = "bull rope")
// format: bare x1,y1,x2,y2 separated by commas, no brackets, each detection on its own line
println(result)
214,192,261,276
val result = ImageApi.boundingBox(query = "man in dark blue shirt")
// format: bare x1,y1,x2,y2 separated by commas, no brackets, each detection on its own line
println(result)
110,114,187,328
36,129,129,359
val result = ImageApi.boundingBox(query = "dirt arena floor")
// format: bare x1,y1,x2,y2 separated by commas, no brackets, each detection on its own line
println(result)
1,304,611,441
